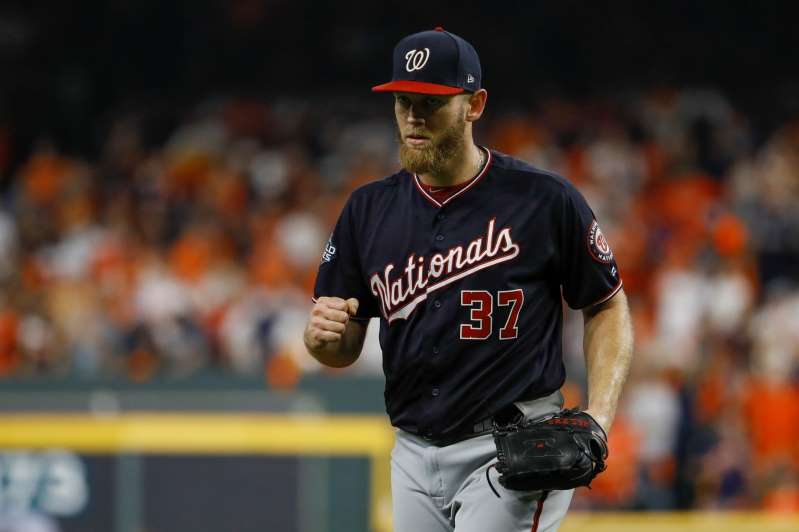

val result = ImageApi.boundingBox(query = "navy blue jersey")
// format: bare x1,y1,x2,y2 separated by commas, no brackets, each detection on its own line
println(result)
314,149,622,441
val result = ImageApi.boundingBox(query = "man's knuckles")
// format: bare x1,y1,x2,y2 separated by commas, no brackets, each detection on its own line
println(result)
318,297,348,310
311,316,346,333
323,320,346,333
313,305,349,323
310,327,341,343
346,298,360,316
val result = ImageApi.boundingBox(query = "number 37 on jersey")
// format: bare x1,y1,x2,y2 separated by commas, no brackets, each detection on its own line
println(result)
460,289,523,341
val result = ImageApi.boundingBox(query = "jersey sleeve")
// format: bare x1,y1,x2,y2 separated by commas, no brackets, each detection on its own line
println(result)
313,197,379,321
556,183,623,309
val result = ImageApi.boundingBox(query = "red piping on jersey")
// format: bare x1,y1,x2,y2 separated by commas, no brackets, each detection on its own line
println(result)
587,279,623,308
530,491,548,532
413,147,493,208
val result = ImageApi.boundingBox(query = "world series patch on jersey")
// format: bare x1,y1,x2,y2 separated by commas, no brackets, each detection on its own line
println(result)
314,148,622,442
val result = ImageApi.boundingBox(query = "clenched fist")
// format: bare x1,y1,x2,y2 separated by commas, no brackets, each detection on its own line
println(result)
304,296,360,351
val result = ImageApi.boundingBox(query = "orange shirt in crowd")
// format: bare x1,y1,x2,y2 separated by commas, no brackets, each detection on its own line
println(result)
21,151,69,206
582,415,642,506
742,378,799,470
0,310,20,375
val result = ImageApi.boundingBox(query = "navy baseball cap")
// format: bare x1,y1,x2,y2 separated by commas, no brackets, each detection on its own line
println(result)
372,27,482,95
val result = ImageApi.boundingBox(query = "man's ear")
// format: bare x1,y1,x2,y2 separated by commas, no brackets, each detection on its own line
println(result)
465,89,488,122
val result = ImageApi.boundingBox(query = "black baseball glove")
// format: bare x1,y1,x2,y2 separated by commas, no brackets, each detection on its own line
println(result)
491,408,608,492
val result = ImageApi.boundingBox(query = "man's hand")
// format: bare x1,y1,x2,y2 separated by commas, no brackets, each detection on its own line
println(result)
305,297,359,350
304,297,365,368
583,408,611,435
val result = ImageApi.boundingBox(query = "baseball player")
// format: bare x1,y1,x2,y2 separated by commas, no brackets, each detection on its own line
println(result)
304,28,634,532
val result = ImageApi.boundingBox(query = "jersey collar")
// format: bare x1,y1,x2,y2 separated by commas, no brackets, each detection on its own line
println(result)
413,147,493,208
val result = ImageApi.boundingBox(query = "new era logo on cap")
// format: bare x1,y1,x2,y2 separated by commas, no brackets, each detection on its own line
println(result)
372,27,482,95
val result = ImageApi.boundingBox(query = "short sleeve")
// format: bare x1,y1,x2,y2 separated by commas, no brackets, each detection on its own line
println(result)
313,198,379,320
556,183,623,309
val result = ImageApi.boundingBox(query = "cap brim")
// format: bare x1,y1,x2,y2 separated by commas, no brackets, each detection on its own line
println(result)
371,80,464,95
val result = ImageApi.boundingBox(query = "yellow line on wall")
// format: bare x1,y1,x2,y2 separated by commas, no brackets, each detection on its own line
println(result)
561,512,799,532
0,413,397,532
4,414,796,532
0,413,395,455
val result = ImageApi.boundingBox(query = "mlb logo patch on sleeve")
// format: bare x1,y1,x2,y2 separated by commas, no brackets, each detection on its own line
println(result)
321,235,337,264
586,220,614,264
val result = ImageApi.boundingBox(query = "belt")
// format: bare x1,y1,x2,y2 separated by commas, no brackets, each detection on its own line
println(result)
421,403,523,447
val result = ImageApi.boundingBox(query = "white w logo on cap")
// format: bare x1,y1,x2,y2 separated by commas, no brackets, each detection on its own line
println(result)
405,48,430,72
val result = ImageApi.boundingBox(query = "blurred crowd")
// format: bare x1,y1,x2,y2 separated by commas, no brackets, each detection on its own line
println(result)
0,87,798,511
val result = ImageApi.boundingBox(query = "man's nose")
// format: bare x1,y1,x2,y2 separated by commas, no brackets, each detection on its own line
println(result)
406,107,425,125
